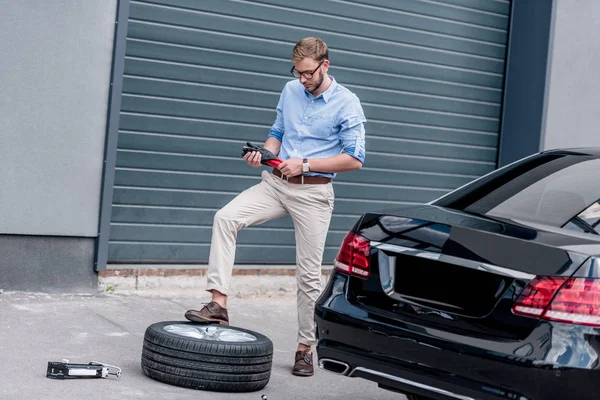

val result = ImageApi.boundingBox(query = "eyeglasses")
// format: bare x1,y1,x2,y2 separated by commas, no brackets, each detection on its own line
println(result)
290,60,324,79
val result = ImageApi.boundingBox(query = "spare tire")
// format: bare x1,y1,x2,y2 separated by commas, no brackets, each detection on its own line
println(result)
141,321,273,392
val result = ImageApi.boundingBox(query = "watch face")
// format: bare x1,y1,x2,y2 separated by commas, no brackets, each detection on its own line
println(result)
302,163,309,173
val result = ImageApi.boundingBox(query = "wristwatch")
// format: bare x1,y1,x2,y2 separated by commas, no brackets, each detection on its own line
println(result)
302,158,310,173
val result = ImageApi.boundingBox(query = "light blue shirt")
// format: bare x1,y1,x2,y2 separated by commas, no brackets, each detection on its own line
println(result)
267,77,367,179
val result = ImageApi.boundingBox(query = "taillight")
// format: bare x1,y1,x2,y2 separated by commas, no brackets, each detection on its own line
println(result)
513,276,600,327
334,231,370,279
512,276,566,317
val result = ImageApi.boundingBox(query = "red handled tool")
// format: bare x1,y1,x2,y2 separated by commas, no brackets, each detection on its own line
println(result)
242,142,282,168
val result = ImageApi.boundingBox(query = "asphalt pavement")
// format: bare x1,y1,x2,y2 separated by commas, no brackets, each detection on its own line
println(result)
0,289,405,400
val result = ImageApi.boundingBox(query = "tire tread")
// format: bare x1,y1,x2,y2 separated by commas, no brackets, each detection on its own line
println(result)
141,321,273,393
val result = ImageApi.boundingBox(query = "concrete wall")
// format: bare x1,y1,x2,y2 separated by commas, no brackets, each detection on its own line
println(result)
0,0,118,292
542,0,600,150
0,236,97,292
0,0,117,236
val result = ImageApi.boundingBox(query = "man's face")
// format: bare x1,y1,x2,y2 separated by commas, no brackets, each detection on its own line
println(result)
293,58,329,93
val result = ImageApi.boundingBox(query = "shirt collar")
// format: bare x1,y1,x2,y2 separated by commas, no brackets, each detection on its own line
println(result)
305,76,337,103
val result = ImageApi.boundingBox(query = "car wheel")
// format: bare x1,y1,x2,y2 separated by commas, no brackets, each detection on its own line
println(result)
141,321,273,392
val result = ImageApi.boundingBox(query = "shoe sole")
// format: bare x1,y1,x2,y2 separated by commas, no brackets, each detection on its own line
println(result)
291,370,314,377
184,313,229,326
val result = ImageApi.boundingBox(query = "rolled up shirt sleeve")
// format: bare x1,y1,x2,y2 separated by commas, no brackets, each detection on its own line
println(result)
268,87,285,142
339,96,367,163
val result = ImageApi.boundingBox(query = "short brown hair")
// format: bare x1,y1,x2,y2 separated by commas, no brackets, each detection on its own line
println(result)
292,37,329,63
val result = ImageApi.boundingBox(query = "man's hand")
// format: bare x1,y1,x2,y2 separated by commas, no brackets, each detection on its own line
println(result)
243,151,262,168
278,158,303,177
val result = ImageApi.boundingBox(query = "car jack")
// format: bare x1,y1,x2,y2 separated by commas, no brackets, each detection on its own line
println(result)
46,359,122,379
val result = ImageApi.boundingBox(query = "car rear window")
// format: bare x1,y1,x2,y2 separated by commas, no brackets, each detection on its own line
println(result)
434,152,600,233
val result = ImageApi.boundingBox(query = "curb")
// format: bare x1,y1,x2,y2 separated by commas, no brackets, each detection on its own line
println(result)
98,267,333,297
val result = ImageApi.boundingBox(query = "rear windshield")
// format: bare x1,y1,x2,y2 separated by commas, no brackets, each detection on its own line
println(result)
433,152,600,234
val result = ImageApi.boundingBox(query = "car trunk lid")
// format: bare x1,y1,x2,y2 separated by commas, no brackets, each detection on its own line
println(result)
350,207,591,339
373,241,531,319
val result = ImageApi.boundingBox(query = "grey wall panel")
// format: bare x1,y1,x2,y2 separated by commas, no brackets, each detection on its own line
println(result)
109,242,340,264
114,170,449,203
115,144,476,188
110,225,347,247
113,145,492,177
129,2,505,73
111,206,360,230
0,0,117,236
117,133,494,165
440,0,510,14
140,0,506,59
125,36,505,99
127,22,506,87
109,0,510,263
0,235,97,293
258,0,509,43
542,0,600,150
353,0,510,29
124,75,500,118
149,0,509,40
114,156,488,187
112,187,418,215
120,95,499,132
119,113,498,148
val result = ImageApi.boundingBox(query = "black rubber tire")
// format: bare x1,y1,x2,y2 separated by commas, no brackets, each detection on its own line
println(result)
141,321,273,392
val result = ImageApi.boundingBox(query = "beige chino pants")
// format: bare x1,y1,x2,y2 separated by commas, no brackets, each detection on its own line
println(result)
206,169,334,346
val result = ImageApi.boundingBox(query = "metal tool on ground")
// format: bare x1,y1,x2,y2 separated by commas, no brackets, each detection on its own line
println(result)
46,359,122,379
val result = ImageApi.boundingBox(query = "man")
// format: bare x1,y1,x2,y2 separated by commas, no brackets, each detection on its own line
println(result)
184,37,366,377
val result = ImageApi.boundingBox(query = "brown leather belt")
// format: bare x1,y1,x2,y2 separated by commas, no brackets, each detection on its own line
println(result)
272,168,332,184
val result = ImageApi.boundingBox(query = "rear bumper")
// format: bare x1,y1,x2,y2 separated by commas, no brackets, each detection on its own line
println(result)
315,272,600,400
318,346,490,400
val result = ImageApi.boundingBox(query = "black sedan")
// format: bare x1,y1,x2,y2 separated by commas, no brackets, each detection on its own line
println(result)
315,148,600,400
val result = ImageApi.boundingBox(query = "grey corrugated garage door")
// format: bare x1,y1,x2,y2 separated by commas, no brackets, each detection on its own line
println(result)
109,0,511,263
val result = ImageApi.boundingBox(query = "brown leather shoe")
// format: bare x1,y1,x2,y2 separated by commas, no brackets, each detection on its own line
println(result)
184,301,229,325
292,350,314,376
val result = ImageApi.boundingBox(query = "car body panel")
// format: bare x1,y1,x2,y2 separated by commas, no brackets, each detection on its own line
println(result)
317,272,600,400
316,149,600,399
